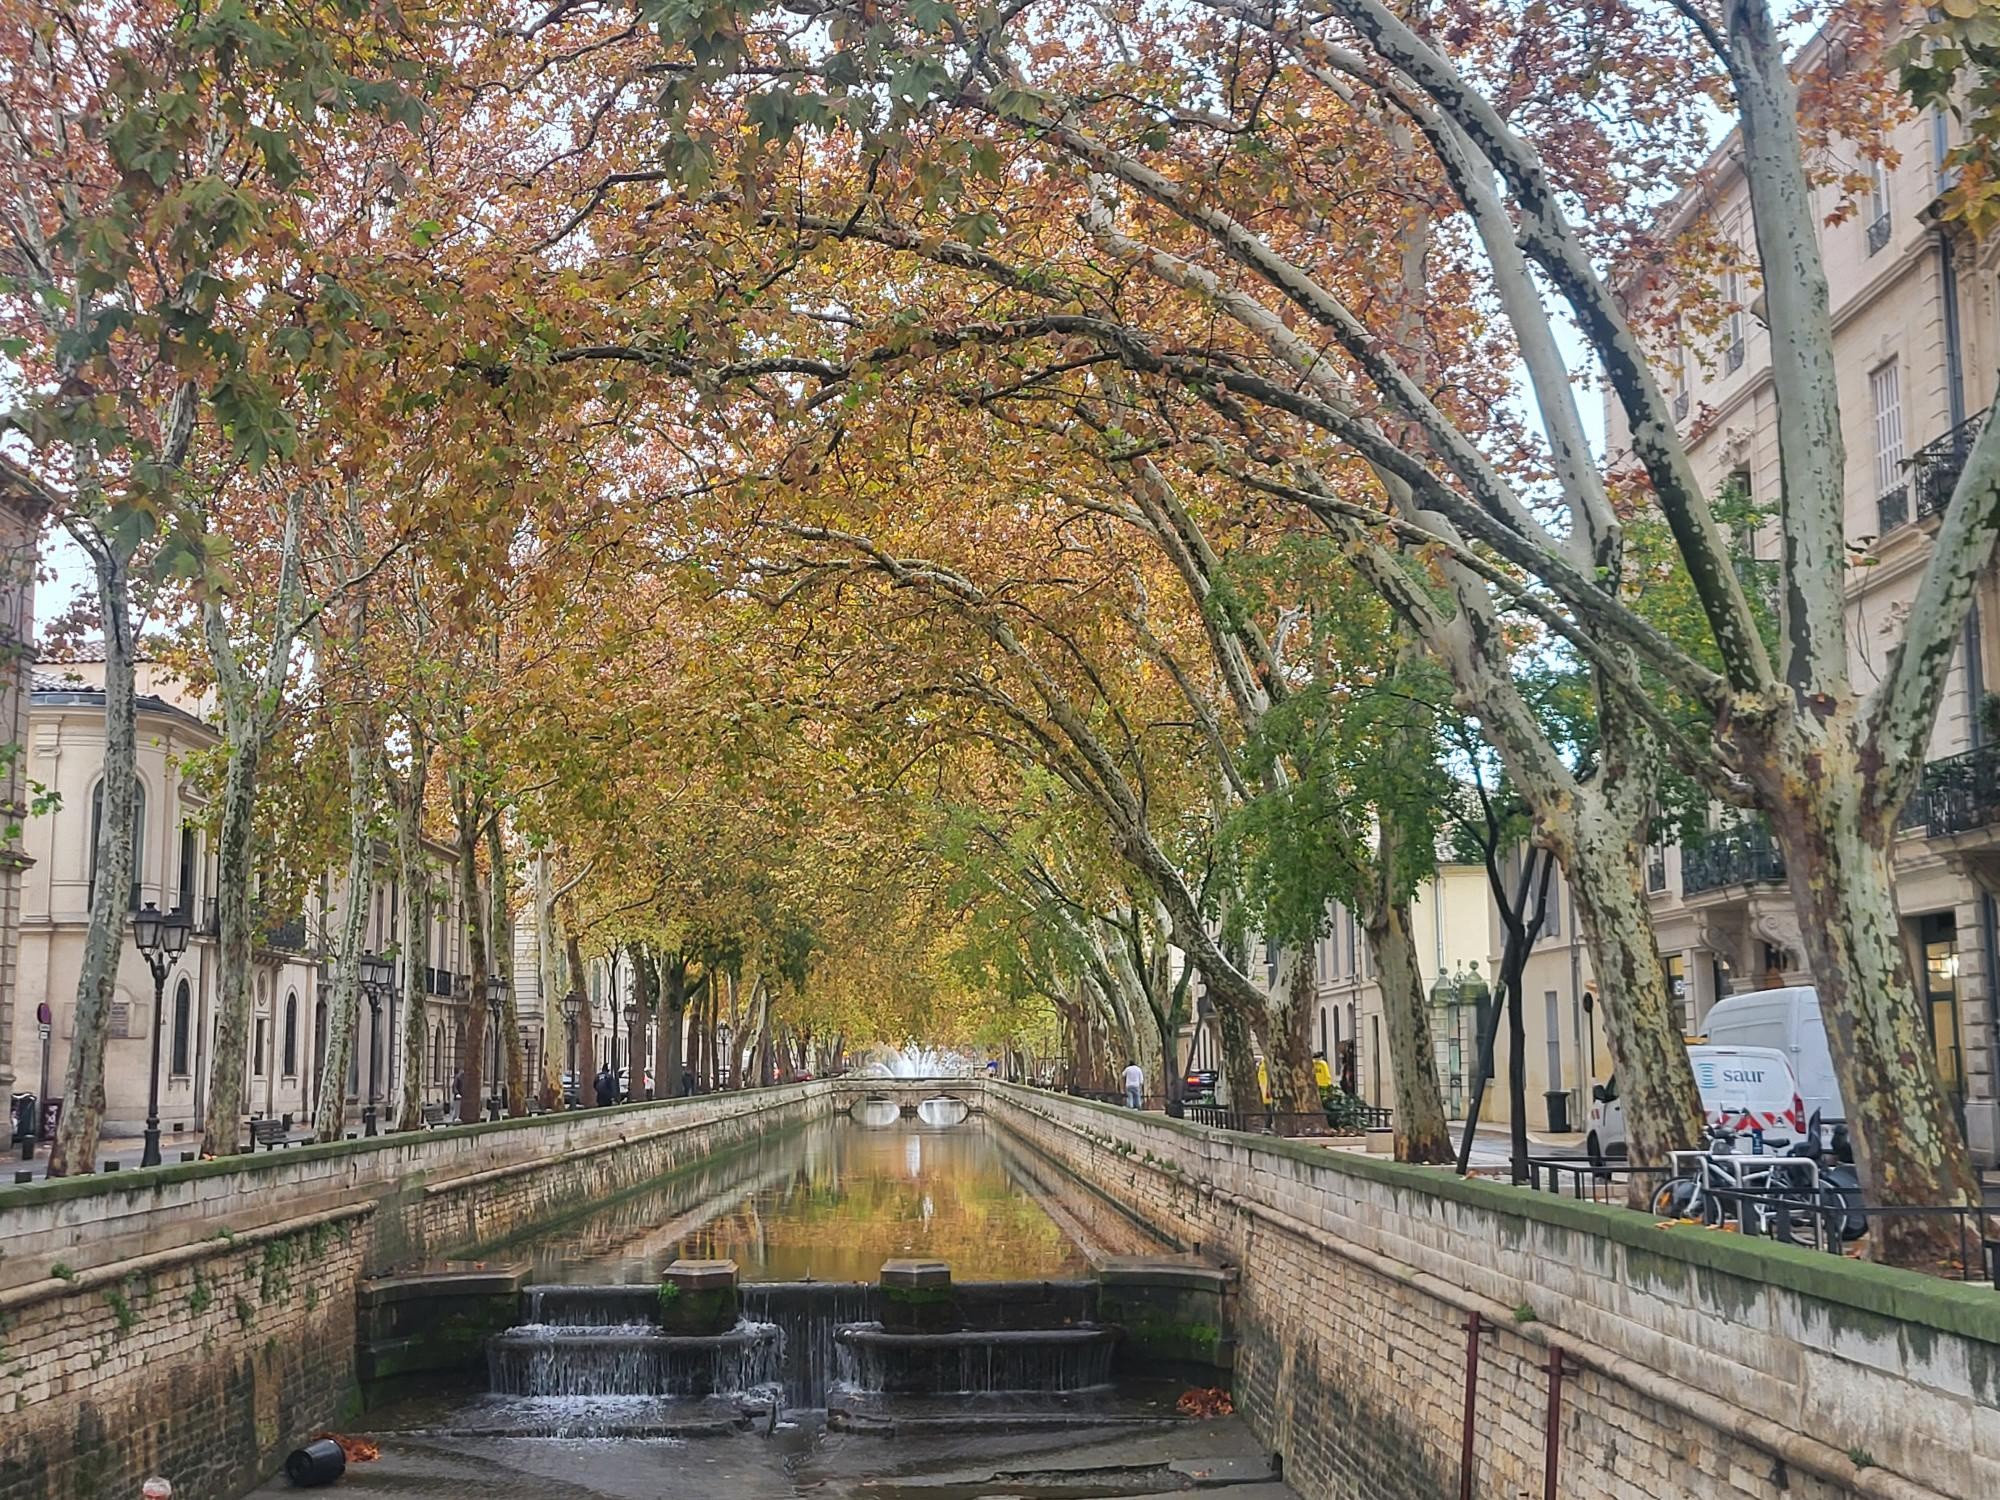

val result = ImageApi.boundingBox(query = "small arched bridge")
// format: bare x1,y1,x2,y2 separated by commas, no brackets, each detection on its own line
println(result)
828,1078,987,1118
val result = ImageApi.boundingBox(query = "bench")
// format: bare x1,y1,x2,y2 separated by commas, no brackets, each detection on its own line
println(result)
420,1103,450,1128
249,1118,291,1150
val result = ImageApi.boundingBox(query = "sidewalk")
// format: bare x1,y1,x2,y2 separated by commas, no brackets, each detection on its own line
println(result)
4,1124,320,1185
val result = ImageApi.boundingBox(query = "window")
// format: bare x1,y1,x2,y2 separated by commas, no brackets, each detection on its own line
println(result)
1665,954,1688,1033
1934,107,1957,190
1544,875,1561,938
176,825,197,914
1867,157,1892,254
1873,360,1905,503
283,991,298,1076
1723,269,1746,372
1544,989,1563,1090
88,779,146,907
253,1017,268,1078
1264,937,1278,988
171,979,192,1075
1646,845,1668,894
1672,329,1691,422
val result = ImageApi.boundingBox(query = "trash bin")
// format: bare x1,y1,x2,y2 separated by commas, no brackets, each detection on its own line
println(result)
1543,1088,1571,1134
283,1440,345,1488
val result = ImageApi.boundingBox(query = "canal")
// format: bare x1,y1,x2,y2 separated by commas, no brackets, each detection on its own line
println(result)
254,1109,1293,1500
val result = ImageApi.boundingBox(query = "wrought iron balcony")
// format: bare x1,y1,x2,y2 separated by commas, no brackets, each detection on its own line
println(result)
1725,337,1745,373
259,916,309,951
1672,388,1690,423
1913,412,1985,523
1877,484,1910,534
1681,824,1786,896
1867,212,1893,255
1919,743,2000,838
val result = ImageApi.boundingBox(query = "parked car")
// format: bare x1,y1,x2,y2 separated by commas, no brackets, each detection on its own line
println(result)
1183,1068,1219,1105
1588,1044,1804,1166
1698,985,1845,1125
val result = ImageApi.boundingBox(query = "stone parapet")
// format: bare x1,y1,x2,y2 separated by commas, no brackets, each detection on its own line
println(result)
987,1083,1997,1500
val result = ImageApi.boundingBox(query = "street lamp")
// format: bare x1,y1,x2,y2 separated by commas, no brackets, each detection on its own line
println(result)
359,952,393,1137
716,1022,733,1091
134,902,192,1167
560,991,581,1106
485,974,508,1120
623,999,641,1100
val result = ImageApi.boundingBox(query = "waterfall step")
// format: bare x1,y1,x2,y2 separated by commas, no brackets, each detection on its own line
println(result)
487,1322,782,1397
401,1393,770,1438
835,1323,1120,1394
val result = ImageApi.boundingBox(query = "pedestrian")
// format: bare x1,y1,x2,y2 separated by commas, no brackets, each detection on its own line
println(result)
681,1067,696,1097
594,1064,616,1107
451,1069,463,1102
1122,1059,1144,1110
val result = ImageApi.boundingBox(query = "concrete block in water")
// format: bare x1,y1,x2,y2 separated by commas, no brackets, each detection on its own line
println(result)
660,1258,740,1334
880,1259,958,1332
1095,1256,1236,1373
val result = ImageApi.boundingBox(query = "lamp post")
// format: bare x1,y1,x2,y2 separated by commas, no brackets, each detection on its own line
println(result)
360,953,392,1136
623,999,641,1100
485,974,507,1120
134,902,192,1167
560,991,581,1106
716,1022,733,1091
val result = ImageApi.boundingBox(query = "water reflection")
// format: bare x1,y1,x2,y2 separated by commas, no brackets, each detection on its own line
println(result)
503,1119,1101,1284
854,1100,902,1128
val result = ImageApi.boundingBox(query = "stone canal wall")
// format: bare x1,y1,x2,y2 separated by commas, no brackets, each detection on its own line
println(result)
0,1084,830,1500
987,1083,1998,1500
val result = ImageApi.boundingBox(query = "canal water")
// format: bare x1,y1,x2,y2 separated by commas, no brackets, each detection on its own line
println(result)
505,1111,1105,1284
249,1109,1293,1500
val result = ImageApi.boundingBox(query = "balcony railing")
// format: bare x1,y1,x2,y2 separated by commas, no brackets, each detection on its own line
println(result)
1681,824,1786,896
1877,484,1910,533
259,916,309,951
1867,212,1893,255
1725,337,1745,373
426,967,458,997
1919,743,2000,838
1913,412,1985,523
1672,388,1690,423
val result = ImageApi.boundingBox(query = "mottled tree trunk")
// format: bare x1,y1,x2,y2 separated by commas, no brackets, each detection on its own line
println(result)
48,550,137,1177
1214,1000,1260,1116
313,742,375,1143
533,857,565,1111
1768,779,1983,1261
657,956,690,1096
486,817,526,1117
200,743,258,1157
393,725,433,1132
1561,823,1702,1202
1267,948,1320,1114
629,943,655,1097
1364,901,1452,1164
456,796,488,1124
566,929,595,1105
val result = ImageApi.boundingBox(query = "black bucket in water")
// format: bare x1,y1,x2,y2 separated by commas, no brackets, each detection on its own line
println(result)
283,1440,346,1488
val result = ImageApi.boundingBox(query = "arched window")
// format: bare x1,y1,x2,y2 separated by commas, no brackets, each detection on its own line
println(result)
283,991,298,1076
431,1024,442,1084
170,979,192,1075
88,778,146,906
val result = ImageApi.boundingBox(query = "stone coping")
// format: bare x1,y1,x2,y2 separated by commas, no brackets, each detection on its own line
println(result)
991,1082,2000,1352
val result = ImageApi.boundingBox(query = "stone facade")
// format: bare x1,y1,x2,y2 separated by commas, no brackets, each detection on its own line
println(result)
989,1083,1995,1500
0,463,42,1099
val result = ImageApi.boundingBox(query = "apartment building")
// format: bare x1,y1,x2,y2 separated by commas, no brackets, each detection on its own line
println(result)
10,646,522,1136
1586,46,2000,1162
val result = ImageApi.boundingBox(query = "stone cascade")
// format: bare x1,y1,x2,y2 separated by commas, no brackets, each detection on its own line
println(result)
485,1259,781,1400
830,1260,1120,1396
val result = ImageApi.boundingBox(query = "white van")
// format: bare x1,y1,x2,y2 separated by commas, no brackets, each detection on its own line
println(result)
1587,1044,1804,1164
1699,985,1845,1124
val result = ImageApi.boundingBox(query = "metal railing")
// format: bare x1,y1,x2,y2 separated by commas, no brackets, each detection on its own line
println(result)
1877,483,1910,533
1867,212,1893,255
1679,823,1786,895
259,916,308,951
1671,389,1690,423
1918,742,2000,837
1183,1103,1393,1138
1913,412,1985,522
1724,337,1745,373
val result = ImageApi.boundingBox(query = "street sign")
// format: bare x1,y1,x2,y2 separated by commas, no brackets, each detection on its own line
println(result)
36,1001,51,1025
39,1097,60,1141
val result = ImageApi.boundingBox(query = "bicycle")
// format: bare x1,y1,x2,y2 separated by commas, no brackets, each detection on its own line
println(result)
1650,1124,1818,1233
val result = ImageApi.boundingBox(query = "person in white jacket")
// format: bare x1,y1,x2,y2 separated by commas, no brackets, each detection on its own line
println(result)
1122,1061,1144,1109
